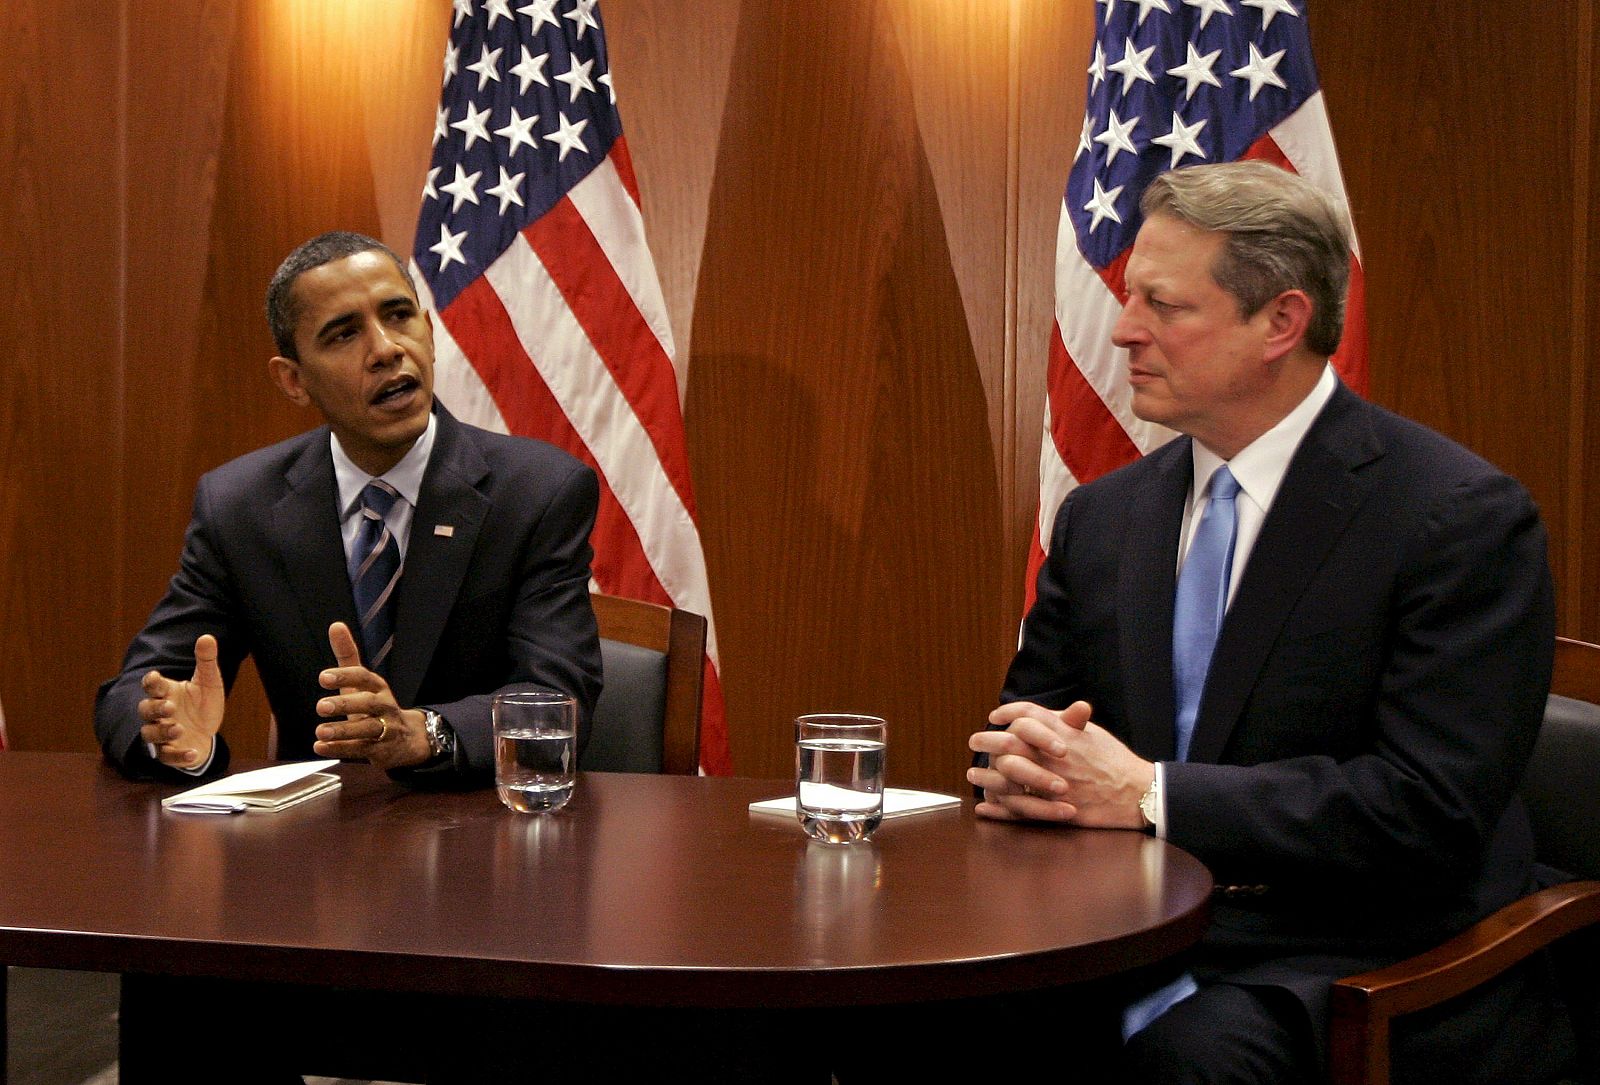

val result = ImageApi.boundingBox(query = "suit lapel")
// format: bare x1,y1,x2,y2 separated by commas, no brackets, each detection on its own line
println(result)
1118,440,1191,761
387,408,490,708
1186,384,1384,764
271,432,358,656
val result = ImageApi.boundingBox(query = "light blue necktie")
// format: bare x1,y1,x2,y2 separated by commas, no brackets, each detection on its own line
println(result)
1122,465,1240,1043
1171,465,1241,762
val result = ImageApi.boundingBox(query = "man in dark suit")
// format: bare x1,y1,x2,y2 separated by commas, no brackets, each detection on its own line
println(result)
96,231,601,788
96,231,603,1082
968,163,1571,1083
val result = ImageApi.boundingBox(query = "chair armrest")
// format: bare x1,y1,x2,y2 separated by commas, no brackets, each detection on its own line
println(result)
1328,880,1600,1085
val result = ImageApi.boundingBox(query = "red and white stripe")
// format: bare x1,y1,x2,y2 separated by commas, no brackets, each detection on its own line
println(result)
1027,92,1369,608
416,138,731,775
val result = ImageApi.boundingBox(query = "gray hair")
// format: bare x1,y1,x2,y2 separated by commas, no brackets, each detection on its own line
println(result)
265,232,417,360
1140,162,1351,356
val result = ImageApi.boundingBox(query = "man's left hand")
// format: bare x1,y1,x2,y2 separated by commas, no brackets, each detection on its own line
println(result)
967,700,1153,829
311,622,432,770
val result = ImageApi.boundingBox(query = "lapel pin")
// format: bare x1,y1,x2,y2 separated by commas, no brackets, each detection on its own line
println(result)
434,525,455,538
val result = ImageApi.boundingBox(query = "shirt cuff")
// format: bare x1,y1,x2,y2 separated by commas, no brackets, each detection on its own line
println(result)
1151,761,1168,839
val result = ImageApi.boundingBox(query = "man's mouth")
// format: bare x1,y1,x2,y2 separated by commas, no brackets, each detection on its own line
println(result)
371,375,421,408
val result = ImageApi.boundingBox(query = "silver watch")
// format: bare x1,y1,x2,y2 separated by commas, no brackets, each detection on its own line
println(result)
1138,775,1159,831
422,710,455,760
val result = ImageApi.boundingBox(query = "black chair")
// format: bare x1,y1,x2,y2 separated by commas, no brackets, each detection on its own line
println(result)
579,593,706,775
1330,637,1600,1085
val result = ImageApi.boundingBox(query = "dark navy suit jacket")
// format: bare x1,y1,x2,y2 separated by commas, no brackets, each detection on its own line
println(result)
96,405,602,786
1004,381,1562,1071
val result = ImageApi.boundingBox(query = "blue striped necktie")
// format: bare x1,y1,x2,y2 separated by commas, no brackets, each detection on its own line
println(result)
350,480,402,673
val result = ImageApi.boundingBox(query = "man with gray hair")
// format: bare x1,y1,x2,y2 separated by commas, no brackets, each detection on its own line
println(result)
969,162,1572,1083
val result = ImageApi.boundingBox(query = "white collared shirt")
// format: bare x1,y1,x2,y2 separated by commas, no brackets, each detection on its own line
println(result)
1152,365,1338,836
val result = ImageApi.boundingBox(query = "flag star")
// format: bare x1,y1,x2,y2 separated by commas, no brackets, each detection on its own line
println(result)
1093,107,1141,167
1240,0,1298,30
1151,111,1208,168
545,111,589,161
495,107,540,157
433,103,450,146
467,44,504,91
483,0,514,27
423,166,441,201
1229,41,1288,100
1075,113,1096,161
1088,42,1107,93
430,222,468,272
1083,178,1125,233
518,0,559,30
555,56,596,103
451,0,474,29
1167,42,1222,101
439,162,483,212
449,100,493,149
1182,0,1234,30
486,166,526,214
442,42,460,88
1127,0,1171,26
599,70,615,104
509,46,549,93
1108,36,1157,97
563,0,600,39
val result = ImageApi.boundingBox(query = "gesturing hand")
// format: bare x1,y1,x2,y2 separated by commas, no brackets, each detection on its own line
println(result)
311,622,431,770
138,634,226,769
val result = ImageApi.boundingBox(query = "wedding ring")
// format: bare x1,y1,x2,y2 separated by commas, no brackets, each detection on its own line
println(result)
376,720,389,743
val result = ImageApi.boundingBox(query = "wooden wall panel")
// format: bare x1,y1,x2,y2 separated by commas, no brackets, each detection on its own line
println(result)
0,0,128,752
684,3,1007,789
1310,4,1592,639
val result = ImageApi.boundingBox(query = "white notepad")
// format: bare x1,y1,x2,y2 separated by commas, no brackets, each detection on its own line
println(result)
748,787,961,819
162,760,342,815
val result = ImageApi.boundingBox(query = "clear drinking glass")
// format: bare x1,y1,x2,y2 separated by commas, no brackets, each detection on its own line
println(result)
795,714,887,844
493,691,578,813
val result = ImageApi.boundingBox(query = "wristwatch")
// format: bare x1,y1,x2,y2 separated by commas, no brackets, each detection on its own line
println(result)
1138,775,1159,832
422,709,456,761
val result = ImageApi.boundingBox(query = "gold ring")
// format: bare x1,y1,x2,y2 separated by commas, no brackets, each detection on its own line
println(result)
376,720,389,743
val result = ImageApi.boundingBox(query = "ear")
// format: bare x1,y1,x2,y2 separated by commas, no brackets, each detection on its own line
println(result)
268,356,312,407
1261,289,1314,364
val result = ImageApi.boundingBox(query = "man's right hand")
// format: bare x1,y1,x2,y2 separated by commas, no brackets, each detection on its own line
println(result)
138,634,225,769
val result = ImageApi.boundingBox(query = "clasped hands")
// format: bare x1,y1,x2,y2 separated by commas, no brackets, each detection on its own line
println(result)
138,622,432,771
966,700,1154,829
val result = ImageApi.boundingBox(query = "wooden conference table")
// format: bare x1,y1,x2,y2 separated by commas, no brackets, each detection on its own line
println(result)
0,751,1210,1049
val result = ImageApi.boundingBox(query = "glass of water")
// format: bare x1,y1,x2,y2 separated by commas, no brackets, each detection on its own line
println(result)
795,714,887,844
493,691,578,814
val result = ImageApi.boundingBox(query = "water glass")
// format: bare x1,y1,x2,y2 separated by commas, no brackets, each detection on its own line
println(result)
795,714,887,844
493,691,578,814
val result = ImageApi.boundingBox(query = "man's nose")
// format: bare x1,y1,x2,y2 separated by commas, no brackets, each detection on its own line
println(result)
366,323,405,367
1111,303,1143,347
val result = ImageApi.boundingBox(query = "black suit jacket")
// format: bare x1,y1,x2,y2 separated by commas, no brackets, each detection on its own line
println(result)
95,405,603,786
1004,382,1558,1060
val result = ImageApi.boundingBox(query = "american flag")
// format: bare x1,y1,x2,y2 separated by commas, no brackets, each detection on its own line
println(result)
1029,0,1367,604
412,0,731,774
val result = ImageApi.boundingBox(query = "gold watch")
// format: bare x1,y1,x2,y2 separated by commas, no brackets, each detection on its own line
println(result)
1138,775,1159,831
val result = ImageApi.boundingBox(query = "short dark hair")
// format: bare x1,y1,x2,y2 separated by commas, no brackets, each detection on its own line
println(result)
265,232,417,360
1140,162,1351,357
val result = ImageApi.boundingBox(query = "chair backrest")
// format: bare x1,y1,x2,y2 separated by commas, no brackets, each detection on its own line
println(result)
580,593,706,776
1521,637,1600,880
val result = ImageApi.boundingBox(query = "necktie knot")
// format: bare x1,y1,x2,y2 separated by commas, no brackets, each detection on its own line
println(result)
1208,465,1241,503
361,480,399,520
